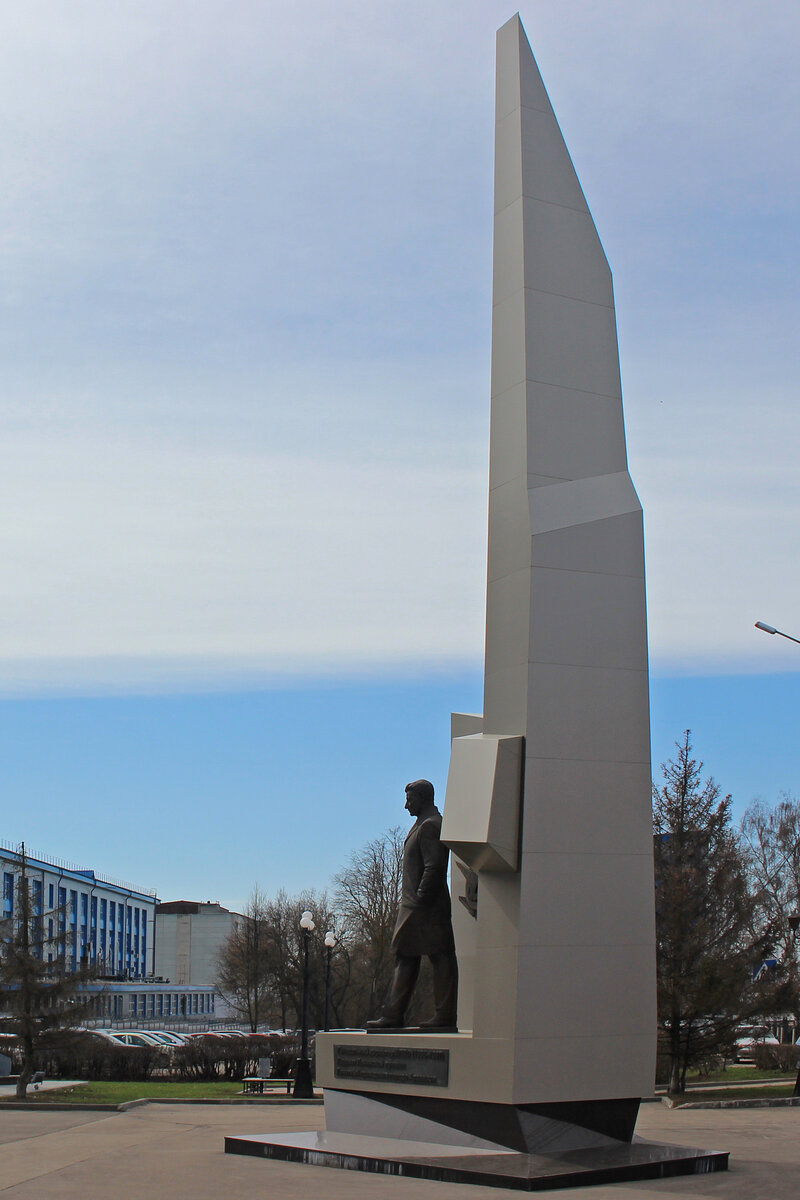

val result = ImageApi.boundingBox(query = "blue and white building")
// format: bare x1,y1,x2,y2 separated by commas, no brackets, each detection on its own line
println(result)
1,842,158,979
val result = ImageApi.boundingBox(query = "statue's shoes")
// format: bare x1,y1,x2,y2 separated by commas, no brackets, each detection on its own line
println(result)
365,1016,404,1030
416,1017,457,1029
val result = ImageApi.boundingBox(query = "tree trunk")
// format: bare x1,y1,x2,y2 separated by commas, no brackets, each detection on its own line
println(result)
16,1035,34,1100
668,1006,683,1094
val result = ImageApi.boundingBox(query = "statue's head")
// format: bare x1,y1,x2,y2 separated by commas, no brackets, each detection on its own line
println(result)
405,779,434,815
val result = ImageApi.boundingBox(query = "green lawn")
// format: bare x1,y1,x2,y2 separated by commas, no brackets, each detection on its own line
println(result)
684,1064,794,1084
675,1082,796,1104
11,1080,248,1104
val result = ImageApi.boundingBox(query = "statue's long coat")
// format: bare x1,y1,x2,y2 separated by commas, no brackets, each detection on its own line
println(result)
391,807,455,958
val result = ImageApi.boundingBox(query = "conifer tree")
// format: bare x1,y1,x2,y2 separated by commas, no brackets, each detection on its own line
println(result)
0,845,97,1098
653,733,776,1093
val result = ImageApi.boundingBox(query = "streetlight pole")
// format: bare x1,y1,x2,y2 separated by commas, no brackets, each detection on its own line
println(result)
754,623,800,1092
786,914,800,1099
323,930,336,1032
293,910,315,1098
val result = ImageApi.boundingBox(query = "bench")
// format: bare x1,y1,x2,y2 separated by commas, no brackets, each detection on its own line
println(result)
242,1076,293,1095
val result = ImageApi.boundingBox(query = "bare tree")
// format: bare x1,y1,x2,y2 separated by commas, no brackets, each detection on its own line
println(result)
215,887,273,1031
741,795,800,1032
263,889,337,1030
334,828,404,1022
742,796,800,949
217,888,343,1031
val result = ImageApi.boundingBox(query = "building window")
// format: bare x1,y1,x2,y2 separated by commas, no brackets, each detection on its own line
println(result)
31,880,43,959
68,891,78,969
99,900,107,965
3,872,13,917
48,883,54,908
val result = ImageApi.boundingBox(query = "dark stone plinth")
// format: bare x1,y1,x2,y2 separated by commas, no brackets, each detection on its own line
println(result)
224,1129,729,1191
358,1091,642,1149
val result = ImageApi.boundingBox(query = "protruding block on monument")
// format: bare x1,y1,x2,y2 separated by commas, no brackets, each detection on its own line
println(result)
441,734,523,872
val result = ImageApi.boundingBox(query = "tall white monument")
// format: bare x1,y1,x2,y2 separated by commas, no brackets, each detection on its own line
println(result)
442,4,657,1106
226,16,727,1186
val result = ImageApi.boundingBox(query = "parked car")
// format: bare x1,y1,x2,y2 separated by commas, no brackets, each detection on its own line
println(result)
733,1026,780,1062
107,1031,169,1049
133,1031,178,1049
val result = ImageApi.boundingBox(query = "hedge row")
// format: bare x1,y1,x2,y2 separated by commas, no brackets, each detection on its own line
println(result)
9,1032,301,1083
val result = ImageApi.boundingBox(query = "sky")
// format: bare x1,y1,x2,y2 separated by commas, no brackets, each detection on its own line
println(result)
0,1,798,911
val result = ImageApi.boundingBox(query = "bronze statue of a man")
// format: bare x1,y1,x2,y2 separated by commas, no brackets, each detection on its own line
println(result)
367,779,458,1030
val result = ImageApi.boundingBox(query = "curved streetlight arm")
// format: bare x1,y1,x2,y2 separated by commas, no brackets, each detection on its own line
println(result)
755,621,800,646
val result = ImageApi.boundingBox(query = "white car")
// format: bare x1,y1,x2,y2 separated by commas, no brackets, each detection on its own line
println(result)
132,1031,178,1049
734,1027,780,1062
107,1031,168,1049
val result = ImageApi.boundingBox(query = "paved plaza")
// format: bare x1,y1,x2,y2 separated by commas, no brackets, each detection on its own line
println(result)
0,1100,797,1198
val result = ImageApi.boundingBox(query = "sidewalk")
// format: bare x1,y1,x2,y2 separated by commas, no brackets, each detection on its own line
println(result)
0,1079,87,1097
0,1100,799,1198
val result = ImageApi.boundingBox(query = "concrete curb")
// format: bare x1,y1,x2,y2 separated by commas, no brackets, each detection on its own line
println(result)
0,1095,324,1112
663,1095,800,1110
0,1102,122,1111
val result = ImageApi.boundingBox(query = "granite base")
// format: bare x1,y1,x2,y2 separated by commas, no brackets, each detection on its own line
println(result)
224,1129,728,1191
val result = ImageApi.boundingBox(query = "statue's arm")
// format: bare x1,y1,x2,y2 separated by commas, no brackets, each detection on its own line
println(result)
415,822,448,905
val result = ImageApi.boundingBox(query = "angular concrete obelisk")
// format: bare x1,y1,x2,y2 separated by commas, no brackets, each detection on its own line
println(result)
226,18,728,1182
312,13,655,1138
442,10,656,1115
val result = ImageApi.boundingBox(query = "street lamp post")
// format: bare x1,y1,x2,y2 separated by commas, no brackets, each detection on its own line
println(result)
293,910,315,1098
783,914,800,1098
754,622,800,1090
323,930,337,1032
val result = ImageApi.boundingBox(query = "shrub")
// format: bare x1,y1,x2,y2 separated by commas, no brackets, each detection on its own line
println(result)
170,1037,221,1081
752,1043,800,1073
36,1032,168,1081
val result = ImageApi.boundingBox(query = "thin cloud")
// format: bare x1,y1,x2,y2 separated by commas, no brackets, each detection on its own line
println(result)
0,1,798,691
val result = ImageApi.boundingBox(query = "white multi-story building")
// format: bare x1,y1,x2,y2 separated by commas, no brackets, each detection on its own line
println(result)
154,901,241,1016
1,842,158,979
